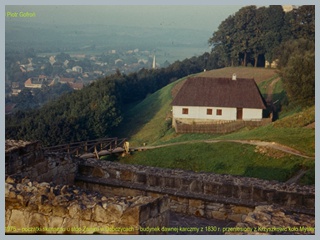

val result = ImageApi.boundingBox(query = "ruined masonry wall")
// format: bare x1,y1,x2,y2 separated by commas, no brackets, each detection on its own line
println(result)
75,158,314,222
5,140,315,232
5,140,77,185
5,176,169,234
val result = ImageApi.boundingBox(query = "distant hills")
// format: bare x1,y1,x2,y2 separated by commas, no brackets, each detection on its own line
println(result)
5,22,210,63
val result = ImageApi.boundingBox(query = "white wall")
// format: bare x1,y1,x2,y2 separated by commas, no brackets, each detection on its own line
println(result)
172,106,236,121
173,106,263,121
243,108,263,120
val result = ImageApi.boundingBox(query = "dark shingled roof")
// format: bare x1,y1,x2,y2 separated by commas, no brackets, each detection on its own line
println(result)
172,77,266,109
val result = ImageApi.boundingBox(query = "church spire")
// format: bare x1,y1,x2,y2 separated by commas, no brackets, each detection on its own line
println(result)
152,55,156,69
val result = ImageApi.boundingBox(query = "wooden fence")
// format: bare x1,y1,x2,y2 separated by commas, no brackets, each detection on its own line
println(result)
175,118,272,134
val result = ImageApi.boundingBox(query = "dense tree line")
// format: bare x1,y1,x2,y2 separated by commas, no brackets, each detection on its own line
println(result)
5,55,210,146
209,5,315,67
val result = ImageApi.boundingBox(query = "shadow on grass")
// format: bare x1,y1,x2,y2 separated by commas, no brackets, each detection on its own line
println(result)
243,165,300,183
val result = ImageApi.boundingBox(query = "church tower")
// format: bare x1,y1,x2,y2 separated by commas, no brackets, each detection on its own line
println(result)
152,55,156,69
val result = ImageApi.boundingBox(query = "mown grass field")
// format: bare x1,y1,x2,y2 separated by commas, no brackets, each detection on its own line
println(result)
113,67,315,185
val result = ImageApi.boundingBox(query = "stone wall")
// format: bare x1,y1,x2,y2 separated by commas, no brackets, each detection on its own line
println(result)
75,158,315,223
5,176,169,235
226,205,315,235
6,140,43,176
5,140,77,185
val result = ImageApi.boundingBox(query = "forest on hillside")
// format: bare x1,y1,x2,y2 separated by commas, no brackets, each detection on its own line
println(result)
208,5,314,68
5,5,315,146
5,57,208,146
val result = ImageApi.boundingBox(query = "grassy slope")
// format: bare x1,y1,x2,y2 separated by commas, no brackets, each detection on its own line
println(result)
120,142,312,183
114,67,315,184
118,67,279,146
114,75,193,146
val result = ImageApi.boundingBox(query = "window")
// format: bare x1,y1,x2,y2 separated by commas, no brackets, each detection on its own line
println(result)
182,108,189,115
216,109,222,115
207,109,213,115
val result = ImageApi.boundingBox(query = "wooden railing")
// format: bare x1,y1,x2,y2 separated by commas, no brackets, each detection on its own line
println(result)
43,138,127,158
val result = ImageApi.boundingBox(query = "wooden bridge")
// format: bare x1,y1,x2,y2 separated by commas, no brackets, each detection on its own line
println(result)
43,138,128,159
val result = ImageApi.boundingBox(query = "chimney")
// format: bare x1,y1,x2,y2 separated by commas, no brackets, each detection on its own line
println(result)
232,73,237,80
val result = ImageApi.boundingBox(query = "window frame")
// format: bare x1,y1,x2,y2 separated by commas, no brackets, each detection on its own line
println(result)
182,108,189,115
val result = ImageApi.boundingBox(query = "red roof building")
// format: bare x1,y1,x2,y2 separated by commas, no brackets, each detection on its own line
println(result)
172,76,266,123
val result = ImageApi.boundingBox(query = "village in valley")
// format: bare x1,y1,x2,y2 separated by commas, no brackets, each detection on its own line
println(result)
5,48,162,113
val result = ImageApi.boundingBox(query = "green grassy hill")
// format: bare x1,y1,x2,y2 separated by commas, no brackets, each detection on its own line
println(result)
115,67,279,146
112,67,314,185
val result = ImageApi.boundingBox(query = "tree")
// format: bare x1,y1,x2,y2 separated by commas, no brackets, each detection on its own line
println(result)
209,15,237,67
263,6,285,65
275,38,314,69
233,5,257,66
291,5,315,41
280,51,314,105
249,6,267,67
277,39,315,105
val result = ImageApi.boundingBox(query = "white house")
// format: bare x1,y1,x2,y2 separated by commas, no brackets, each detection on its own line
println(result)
172,76,266,126
24,78,43,89
72,66,83,73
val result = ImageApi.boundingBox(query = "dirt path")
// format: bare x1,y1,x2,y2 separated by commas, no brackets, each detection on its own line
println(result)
305,122,315,129
134,139,314,159
266,77,280,102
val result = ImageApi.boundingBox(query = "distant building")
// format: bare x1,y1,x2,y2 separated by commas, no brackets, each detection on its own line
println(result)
20,66,26,72
59,77,75,84
93,70,103,75
72,66,83,73
265,59,278,69
49,56,56,65
38,75,48,82
82,73,89,78
282,5,297,12
24,78,43,89
138,59,148,65
115,59,124,66
64,60,69,67
71,54,86,59
26,66,34,72
68,82,84,90
12,89,22,96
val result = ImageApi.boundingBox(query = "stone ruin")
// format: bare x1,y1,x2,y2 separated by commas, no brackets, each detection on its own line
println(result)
5,176,168,234
5,139,315,235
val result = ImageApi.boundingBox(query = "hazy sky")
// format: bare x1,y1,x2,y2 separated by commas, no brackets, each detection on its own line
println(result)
5,5,243,32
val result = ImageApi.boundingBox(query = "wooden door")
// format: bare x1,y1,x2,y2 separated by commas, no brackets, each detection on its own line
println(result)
237,108,243,120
